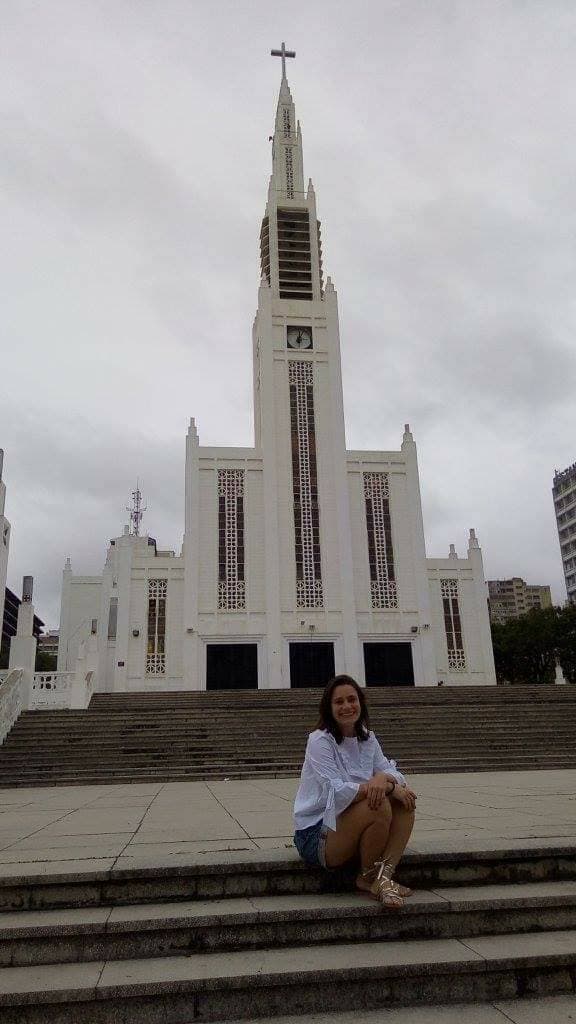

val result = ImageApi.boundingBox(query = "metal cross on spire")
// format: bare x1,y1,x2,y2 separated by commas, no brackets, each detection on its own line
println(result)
271,41,295,79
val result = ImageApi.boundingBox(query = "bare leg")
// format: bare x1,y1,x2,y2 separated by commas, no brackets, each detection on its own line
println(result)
383,803,415,868
381,803,415,897
324,798,392,870
324,799,402,908
358,801,393,872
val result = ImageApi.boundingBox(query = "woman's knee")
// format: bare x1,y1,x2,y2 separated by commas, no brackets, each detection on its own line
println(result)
393,803,416,820
366,798,392,825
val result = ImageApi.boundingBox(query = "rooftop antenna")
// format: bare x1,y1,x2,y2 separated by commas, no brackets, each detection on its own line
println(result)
126,482,146,536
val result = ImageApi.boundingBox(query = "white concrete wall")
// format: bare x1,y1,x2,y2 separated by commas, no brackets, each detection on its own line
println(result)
346,449,435,685
427,552,496,685
58,576,102,672
0,457,10,636
0,525,9,643
124,561,185,690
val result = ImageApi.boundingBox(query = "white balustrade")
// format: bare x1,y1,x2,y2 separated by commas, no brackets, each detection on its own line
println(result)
84,671,94,706
0,669,24,745
30,672,75,710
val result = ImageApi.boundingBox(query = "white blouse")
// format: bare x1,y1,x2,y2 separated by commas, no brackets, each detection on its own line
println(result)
293,728,407,833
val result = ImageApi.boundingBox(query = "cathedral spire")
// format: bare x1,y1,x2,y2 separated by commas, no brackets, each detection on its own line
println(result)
259,46,323,300
269,43,304,200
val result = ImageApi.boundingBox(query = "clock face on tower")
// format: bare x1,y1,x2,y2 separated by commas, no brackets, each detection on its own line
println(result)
287,326,313,350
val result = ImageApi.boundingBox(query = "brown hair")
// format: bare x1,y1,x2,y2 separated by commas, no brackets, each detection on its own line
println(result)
316,675,370,744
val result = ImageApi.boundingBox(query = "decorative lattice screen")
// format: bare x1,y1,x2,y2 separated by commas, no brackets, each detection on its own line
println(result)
363,472,397,609
289,361,323,608
441,578,466,670
147,578,167,675
218,469,246,611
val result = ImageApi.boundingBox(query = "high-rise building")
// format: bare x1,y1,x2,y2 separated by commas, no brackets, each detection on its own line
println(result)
488,578,552,625
553,463,576,605
37,629,59,660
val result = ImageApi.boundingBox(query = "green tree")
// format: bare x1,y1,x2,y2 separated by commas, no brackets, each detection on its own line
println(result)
491,606,558,685
35,651,57,673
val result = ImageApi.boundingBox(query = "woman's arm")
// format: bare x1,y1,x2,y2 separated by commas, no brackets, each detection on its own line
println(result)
305,733,362,821
372,736,417,809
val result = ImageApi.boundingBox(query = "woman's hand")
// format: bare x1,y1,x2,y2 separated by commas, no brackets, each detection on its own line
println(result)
366,772,396,810
392,785,417,811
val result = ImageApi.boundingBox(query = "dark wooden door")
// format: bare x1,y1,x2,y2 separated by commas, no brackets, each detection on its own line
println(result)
206,644,258,690
363,643,414,686
289,642,335,688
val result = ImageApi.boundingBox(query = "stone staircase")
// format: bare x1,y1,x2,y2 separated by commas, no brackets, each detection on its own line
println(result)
0,686,575,787
0,844,575,1021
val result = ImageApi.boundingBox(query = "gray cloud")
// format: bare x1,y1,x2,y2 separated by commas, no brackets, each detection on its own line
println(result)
1,0,574,627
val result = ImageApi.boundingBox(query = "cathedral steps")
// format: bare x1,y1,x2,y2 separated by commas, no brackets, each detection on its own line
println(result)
2,883,576,968
0,686,575,787
0,848,575,1021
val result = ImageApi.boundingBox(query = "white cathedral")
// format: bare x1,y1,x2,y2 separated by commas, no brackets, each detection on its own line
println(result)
58,54,496,692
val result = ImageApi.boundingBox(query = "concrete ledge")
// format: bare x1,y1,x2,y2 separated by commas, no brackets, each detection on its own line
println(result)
0,932,575,1022
2,883,576,968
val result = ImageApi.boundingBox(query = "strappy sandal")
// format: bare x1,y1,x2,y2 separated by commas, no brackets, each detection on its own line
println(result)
357,859,404,909
390,880,413,898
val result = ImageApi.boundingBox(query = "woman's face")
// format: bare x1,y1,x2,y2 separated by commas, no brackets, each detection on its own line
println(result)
331,684,361,733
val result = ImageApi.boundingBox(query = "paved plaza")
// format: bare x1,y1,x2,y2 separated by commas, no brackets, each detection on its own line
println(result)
0,768,574,872
0,769,575,1022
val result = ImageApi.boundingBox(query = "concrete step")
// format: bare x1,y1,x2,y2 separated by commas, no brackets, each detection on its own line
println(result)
215,996,576,1024
7,716,569,733
88,686,576,703
10,725,575,743
3,728,574,745
3,761,576,789
3,686,576,787
1,845,575,913
1,882,576,968
3,741,575,764
15,704,576,720
1,928,576,1022
0,750,573,770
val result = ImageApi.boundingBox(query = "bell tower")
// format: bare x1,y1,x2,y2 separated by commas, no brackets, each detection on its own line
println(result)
260,48,323,304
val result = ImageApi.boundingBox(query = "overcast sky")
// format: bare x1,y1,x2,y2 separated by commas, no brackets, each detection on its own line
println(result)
1,0,575,628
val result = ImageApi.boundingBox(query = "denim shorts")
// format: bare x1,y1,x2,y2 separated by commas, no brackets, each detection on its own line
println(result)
293,820,328,868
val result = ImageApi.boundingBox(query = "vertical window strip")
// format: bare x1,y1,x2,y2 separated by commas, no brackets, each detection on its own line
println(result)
441,578,466,670
363,472,397,609
285,146,294,198
147,579,167,675
289,361,323,608
282,107,291,137
217,469,246,610
107,597,118,640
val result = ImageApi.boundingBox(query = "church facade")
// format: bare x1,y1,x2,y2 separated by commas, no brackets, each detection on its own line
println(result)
58,64,496,691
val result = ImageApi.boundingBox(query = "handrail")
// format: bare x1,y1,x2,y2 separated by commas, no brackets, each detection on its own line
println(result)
30,672,75,710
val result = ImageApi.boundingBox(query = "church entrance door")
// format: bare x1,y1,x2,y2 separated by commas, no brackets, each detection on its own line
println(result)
363,643,414,687
206,644,258,690
289,642,335,689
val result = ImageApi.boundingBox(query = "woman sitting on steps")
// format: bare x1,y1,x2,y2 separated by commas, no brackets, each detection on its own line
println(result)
293,675,417,908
